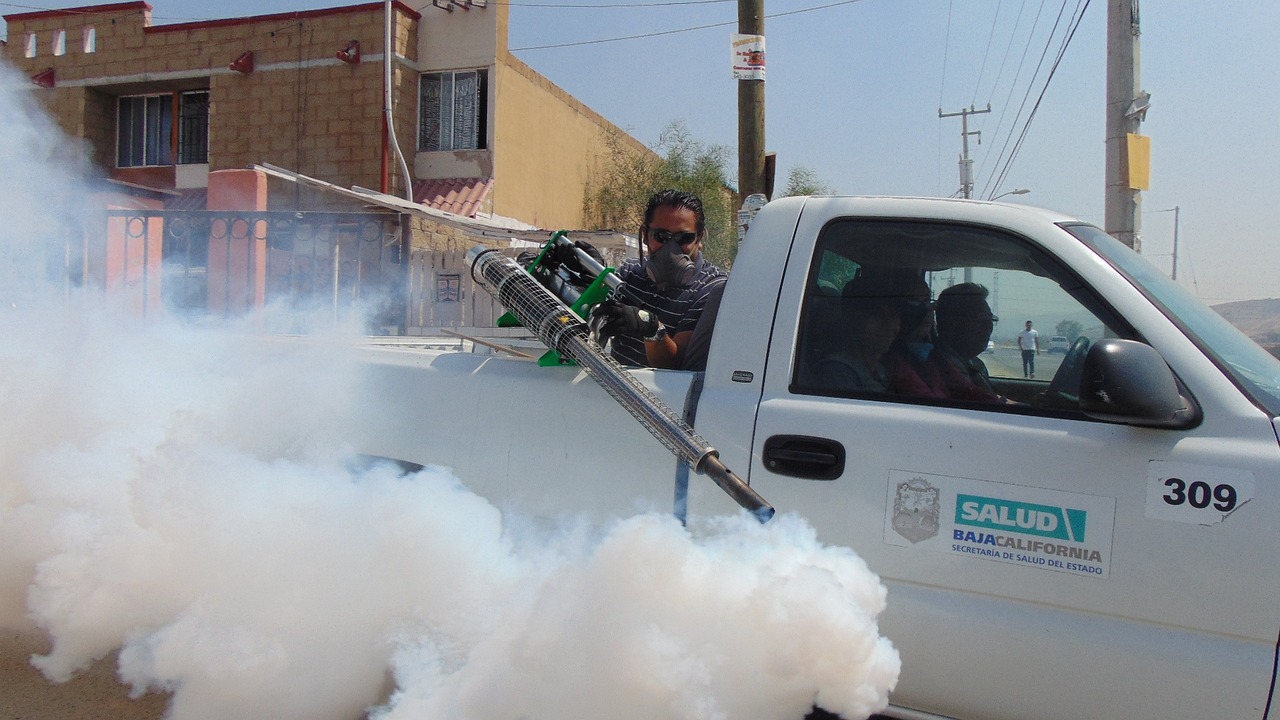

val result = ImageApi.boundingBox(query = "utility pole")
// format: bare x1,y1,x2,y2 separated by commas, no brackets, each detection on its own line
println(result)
1171,205,1180,280
1105,0,1146,250
939,104,990,199
737,0,766,201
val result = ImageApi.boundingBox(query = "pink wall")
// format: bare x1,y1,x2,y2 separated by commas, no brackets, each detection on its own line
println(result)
87,189,165,316
205,168,268,316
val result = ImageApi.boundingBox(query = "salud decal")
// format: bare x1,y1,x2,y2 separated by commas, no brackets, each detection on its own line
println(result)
954,494,1087,542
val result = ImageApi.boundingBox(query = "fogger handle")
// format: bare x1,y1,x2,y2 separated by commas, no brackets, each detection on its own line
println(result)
553,236,650,307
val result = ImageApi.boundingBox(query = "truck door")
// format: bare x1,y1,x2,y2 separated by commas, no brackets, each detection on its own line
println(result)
746,213,1280,720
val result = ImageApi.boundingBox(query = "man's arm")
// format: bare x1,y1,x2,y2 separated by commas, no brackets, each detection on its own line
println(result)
645,275,726,370
644,328,687,369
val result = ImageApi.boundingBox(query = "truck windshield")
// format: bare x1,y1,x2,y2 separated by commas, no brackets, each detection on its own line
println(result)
1063,223,1280,417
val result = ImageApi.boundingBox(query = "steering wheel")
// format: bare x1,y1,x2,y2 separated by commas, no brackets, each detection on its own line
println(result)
1035,336,1091,410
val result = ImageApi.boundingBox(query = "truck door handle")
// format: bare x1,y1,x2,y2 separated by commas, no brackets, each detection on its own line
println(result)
762,435,845,480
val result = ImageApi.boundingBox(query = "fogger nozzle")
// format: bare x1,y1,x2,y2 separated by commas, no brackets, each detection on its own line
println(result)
467,245,774,523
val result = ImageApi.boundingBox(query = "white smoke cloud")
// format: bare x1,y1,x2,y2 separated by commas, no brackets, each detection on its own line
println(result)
0,59,898,720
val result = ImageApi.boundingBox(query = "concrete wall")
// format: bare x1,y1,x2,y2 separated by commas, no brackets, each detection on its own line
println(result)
489,53,652,230
414,0,501,70
407,0,656,230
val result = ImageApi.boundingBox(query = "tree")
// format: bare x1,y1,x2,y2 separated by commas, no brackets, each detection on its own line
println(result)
1056,319,1084,341
584,121,737,266
780,165,836,197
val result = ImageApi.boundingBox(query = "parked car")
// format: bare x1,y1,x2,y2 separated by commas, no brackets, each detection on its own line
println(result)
1048,335,1070,353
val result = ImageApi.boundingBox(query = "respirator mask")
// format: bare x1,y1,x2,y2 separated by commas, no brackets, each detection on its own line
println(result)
644,229,699,289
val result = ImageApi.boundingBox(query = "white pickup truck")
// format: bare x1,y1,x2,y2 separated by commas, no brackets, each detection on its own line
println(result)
345,196,1280,720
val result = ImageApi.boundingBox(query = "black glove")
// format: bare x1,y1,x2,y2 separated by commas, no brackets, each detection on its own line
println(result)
551,239,605,275
588,298,660,347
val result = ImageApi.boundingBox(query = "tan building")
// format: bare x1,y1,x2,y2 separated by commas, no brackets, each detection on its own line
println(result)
2,0,651,229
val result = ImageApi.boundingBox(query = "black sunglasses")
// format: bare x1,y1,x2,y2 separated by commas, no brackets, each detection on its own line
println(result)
648,228,699,246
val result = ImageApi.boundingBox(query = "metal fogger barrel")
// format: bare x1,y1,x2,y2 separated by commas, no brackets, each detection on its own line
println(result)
467,245,774,523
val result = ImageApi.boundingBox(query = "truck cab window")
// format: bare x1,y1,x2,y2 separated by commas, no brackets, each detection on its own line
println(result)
792,219,1132,414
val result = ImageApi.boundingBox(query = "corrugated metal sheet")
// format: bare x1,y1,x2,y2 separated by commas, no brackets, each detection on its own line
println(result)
412,177,494,218
165,188,208,210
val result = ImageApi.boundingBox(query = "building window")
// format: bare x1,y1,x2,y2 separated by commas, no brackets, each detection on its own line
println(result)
116,91,209,168
118,94,172,167
178,91,210,164
84,27,97,53
25,33,37,58
53,30,66,56
419,70,487,152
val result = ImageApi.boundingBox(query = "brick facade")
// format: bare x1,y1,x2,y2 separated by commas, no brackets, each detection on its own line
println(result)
4,0,655,230
3,2,421,210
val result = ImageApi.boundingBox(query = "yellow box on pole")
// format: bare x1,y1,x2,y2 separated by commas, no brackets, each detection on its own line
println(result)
1127,133,1151,190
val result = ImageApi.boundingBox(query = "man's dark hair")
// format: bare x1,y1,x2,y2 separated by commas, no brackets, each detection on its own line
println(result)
936,282,990,329
642,189,706,236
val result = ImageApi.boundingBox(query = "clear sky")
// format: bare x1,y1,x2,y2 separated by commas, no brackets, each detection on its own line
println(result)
3,0,1277,304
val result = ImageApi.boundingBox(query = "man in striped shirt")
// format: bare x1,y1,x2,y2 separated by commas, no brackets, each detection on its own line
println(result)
590,190,728,369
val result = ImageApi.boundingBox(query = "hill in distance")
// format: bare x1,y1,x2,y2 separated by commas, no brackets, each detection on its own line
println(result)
1212,298,1280,354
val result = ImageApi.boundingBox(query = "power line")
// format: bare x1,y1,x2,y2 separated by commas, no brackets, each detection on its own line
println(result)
970,0,1003,106
510,0,865,51
938,0,954,110
977,0,1080,198
976,0,1031,134
499,0,734,6
971,0,1050,195
983,0,1090,197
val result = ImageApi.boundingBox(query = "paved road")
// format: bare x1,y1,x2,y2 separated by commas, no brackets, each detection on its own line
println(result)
986,345,1066,381
0,629,169,719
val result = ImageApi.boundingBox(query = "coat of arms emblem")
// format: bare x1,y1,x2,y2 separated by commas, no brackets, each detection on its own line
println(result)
892,476,940,543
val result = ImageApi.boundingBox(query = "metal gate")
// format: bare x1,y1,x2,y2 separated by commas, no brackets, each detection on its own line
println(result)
90,209,407,330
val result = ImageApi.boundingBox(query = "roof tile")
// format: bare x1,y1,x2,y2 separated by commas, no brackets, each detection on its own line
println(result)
413,177,494,218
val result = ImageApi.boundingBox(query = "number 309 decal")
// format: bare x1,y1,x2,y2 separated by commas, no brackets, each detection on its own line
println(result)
1146,461,1255,525
1161,478,1237,511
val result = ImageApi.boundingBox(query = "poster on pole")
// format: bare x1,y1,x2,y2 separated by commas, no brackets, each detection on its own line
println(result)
731,34,766,80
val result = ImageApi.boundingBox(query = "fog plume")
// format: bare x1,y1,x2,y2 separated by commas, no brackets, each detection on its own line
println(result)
0,59,898,720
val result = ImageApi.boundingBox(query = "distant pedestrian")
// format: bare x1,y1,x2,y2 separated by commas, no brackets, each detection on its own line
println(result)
1017,320,1040,379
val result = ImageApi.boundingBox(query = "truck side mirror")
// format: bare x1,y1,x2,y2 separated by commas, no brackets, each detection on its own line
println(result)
1079,339,1199,428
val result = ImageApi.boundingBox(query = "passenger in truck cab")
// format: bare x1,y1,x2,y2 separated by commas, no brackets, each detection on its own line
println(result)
589,189,728,369
927,282,1004,402
881,273,949,399
810,274,907,393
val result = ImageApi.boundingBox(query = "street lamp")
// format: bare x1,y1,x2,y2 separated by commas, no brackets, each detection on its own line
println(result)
991,188,1030,201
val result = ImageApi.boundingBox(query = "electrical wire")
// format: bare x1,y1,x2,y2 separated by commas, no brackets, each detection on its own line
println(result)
970,0,1050,195
938,0,954,110
977,0,1081,198
983,0,1090,197
980,0,1029,121
509,0,865,51
970,0,1003,106
498,0,734,6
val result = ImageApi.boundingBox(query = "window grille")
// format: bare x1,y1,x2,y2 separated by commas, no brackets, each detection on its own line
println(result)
117,91,209,168
419,70,487,151
178,92,210,164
